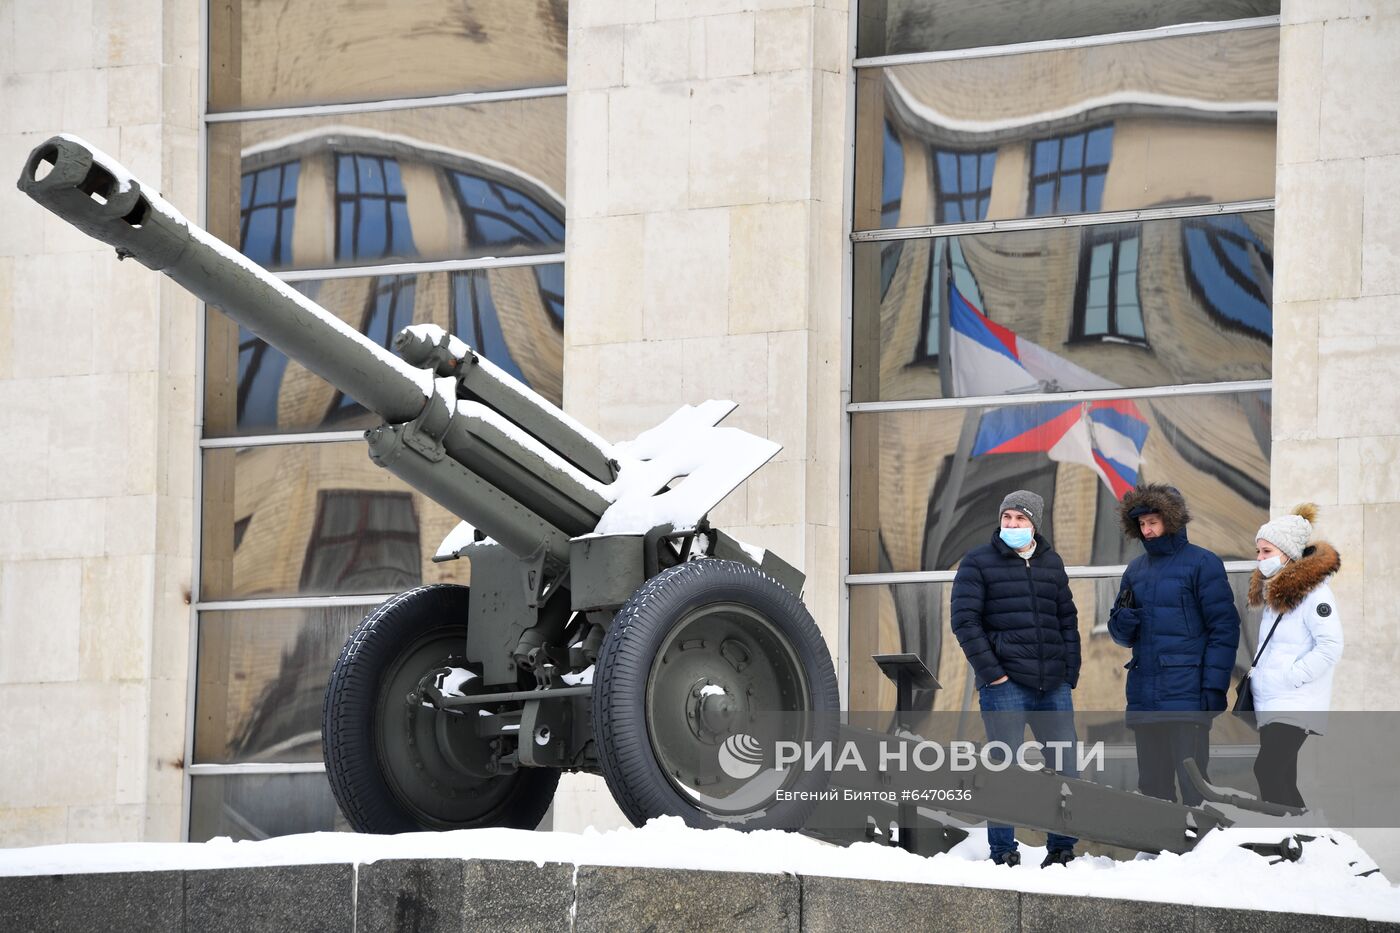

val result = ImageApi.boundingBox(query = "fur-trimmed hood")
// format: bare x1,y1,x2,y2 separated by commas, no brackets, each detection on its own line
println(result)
1117,483,1191,540
1248,541,1342,612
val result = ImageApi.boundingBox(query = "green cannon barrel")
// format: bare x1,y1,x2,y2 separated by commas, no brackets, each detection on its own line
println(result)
16,135,605,567
18,135,435,424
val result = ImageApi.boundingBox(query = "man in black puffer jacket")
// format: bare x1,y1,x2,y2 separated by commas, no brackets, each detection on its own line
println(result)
951,490,1081,868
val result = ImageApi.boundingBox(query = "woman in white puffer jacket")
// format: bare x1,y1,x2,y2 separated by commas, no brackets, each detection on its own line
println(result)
1245,503,1343,808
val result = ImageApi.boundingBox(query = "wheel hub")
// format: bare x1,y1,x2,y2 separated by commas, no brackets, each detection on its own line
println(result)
646,602,810,812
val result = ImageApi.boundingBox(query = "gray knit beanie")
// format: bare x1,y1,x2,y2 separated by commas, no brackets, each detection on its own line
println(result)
998,490,1044,533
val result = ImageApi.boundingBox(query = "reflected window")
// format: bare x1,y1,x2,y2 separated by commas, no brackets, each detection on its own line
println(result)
452,270,528,384
236,282,318,432
917,238,984,363
1029,125,1113,216
451,171,564,253
335,154,415,261
1182,215,1273,340
327,275,416,421
240,162,299,267
882,122,905,227
299,490,421,592
236,326,288,431
934,149,996,224
533,263,566,329
1073,225,1145,344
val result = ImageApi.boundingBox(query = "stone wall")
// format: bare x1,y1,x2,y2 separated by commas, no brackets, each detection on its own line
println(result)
0,860,1388,931
0,0,201,844
1273,0,1400,712
555,0,852,828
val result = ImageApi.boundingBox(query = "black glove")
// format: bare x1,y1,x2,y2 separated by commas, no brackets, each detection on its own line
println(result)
1203,689,1227,713
1114,587,1137,610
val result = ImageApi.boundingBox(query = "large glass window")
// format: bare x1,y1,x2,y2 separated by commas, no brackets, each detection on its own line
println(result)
206,264,565,437
200,443,466,601
198,2,568,841
856,0,1279,59
849,390,1272,575
851,213,1274,403
856,27,1278,230
208,0,567,111
206,98,566,274
848,9,1277,714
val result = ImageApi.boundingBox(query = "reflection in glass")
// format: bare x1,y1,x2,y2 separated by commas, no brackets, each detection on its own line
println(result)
335,155,415,262
849,390,1272,574
206,99,566,273
240,162,299,267
300,491,421,593
848,572,1259,721
851,213,1273,402
205,265,565,437
194,607,367,764
208,0,567,111
199,443,466,600
1029,125,1112,216
934,148,996,223
189,773,349,841
855,28,1278,229
856,0,1279,59
452,171,565,254
1074,225,1144,342
1182,215,1273,339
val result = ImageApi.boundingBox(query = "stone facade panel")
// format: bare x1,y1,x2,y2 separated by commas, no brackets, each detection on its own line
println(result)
642,207,731,340
1275,160,1364,302
1319,12,1400,161
1276,21,1322,165
689,76,770,208
573,25,625,90
728,200,811,333
608,83,692,213
704,13,757,79
1362,154,1400,296
0,559,83,685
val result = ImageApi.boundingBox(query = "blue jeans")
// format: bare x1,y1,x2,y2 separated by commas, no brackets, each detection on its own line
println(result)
977,679,1079,857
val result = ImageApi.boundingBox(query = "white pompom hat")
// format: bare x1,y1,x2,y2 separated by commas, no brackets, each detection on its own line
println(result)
1255,503,1318,561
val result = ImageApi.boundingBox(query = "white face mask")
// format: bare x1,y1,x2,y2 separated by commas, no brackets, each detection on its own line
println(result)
1258,555,1286,578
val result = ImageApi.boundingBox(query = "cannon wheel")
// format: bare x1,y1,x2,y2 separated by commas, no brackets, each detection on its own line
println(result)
592,559,839,829
323,584,558,833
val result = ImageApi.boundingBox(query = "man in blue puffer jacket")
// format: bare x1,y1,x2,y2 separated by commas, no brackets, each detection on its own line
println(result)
951,490,1081,868
1108,483,1240,807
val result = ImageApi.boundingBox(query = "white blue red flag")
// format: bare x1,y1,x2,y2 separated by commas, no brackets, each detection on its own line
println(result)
949,282,1149,499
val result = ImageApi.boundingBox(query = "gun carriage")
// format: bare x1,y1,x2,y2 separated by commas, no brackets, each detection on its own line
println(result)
19,137,1335,866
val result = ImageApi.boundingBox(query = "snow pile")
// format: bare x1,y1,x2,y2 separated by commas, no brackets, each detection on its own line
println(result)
0,820,1395,920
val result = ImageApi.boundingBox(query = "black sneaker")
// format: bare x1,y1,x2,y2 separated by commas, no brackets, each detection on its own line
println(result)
1041,849,1075,868
991,850,1021,867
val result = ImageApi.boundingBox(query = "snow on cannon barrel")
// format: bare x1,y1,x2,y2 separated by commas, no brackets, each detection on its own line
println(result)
18,134,839,837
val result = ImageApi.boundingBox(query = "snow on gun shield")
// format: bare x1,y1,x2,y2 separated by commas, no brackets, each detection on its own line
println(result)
18,134,839,834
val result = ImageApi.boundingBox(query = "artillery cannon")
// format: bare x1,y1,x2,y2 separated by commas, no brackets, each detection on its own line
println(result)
18,135,839,834
19,136,1358,869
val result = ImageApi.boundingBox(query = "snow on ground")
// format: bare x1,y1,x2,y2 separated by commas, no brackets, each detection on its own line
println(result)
0,819,1396,921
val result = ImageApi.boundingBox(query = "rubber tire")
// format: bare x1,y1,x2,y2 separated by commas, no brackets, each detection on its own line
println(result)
322,584,559,833
592,559,839,830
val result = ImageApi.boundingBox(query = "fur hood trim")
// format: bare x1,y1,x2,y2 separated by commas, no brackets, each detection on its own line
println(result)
1118,484,1191,540
1248,541,1342,612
